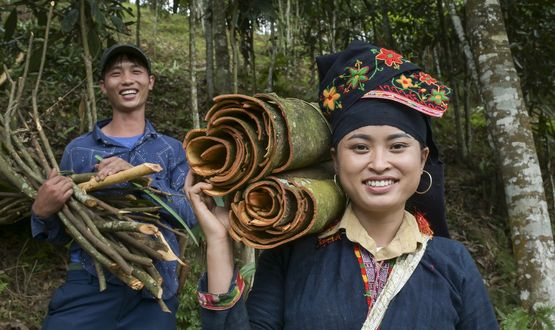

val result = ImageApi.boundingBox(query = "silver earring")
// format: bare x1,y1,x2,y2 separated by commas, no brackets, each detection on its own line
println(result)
415,170,432,195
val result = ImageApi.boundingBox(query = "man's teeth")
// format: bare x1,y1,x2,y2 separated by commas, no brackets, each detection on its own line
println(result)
365,180,394,187
121,90,137,95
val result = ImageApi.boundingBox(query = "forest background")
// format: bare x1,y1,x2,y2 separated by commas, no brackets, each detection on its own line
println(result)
0,0,554,329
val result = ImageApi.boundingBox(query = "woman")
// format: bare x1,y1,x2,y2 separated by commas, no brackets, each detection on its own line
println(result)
185,41,498,329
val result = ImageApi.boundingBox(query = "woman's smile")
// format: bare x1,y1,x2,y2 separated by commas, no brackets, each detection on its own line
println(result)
334,125,429,216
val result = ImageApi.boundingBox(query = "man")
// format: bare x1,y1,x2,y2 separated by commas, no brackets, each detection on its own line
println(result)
31,44,196,329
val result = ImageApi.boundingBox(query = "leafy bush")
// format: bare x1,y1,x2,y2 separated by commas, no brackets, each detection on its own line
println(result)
500,306,555,330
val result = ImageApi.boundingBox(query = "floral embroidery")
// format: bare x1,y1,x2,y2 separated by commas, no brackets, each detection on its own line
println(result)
375,48,403,68
344,60,370,92
322,86,342,112
430,89,449,105
317,42,450,119
418,72,437,85
395,74,414,89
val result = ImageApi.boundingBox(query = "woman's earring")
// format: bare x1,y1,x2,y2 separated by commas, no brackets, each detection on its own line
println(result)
415,170,433,195
333,174,339,187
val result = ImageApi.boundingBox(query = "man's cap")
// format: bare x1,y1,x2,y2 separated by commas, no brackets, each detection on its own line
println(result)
98,44,152,78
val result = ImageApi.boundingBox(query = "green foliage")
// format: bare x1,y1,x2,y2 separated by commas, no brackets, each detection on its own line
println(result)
0,274,8,295
3,7,17,40
500,306,555,330
176,253,203,329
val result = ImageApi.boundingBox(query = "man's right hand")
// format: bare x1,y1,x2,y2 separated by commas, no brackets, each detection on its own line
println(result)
31,169,73,219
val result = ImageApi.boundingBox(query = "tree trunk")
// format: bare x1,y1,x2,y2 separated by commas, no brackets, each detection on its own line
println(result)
436,0,466,161
467,0,555,309
189,0,200,129
446,0,479,86
213,0,231,94
463,69,472,154
203,0,215,102
249,27,256,95
266,19,276,92
173,0,180,14
135,0,141,46
330,2,336,53
379,0,395,50
79,0,97,130
229,0,239,94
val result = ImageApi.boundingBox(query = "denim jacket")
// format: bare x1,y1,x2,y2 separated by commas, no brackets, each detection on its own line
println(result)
31,119,196,300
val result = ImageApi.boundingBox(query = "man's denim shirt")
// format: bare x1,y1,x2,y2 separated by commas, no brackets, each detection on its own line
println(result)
31,119,196,299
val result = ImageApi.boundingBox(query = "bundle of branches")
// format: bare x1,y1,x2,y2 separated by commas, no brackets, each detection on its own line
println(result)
229,163,346,249
0,173,31,225
184,93,332,196
0,6,194,311
184,93,346,248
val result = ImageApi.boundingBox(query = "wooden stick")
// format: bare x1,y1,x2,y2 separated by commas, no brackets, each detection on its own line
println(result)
93,260,107,292
132,268,162,299
31,2,59,171
56,211,117,272
158,299,171,313
114,232,166,261
95,220,159,235
62,206,134,275
78,163,162,192
105,234,154,266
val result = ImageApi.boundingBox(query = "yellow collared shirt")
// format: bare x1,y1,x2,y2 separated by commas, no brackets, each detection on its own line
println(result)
319,203,427,261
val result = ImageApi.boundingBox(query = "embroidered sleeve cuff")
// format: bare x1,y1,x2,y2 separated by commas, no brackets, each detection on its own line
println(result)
197,271,245,311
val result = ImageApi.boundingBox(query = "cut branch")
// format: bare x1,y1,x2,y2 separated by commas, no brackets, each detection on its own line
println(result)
78,163,162,192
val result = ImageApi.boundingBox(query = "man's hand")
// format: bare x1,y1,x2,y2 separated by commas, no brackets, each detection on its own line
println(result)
31,169,73,219
94,156,132,181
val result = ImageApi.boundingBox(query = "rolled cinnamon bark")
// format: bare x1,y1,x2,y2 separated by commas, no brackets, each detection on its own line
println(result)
228,163,345,249
184,93,332,196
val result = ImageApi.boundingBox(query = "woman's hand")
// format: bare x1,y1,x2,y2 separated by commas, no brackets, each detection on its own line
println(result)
185,171,235,294
184,171,230,242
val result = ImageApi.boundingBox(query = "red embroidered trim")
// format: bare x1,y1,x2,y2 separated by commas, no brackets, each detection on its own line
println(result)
353,244,373,308
316,232,342,248
415,212,434,236
363,85,447,118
